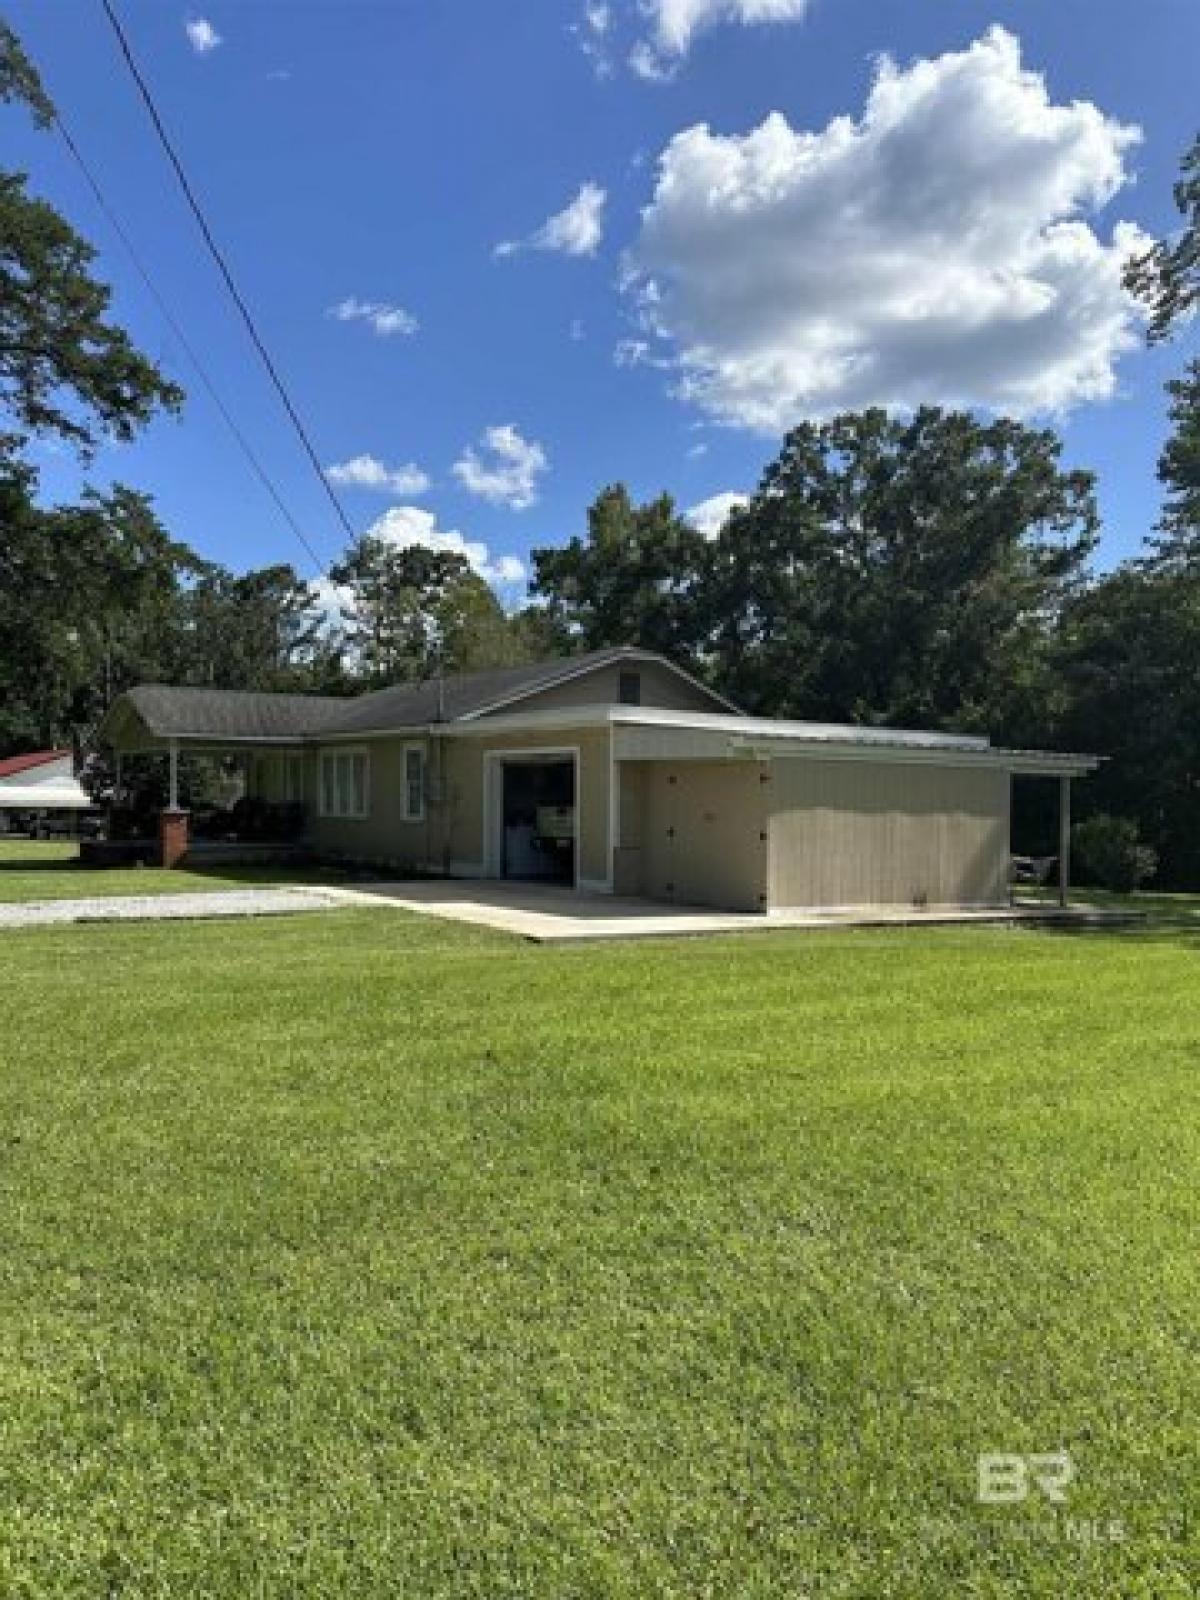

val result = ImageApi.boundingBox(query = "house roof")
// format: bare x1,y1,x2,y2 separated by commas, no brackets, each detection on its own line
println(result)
0,749,72,781
106,648,736,745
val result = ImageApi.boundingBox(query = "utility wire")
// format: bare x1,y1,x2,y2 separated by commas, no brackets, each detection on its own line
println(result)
98,0,358,550
54,111,329,577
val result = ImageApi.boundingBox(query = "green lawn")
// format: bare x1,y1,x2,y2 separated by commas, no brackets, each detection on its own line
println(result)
0,880,1196,1594
0,839,343,903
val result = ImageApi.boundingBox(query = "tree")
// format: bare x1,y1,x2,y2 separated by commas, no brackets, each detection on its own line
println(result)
1124,133,1200,343
702,409,1097,730
1152,362,1200,569
0,462,201,748
1053,567,1200,887
0,22,183,456
182,564,330,692
328,536,526,687
530,485,709,660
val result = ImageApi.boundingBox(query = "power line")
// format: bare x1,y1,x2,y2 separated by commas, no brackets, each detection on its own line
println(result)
97,0,359,551
53,111,330,577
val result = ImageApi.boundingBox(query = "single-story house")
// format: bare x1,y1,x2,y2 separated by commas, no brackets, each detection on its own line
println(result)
96,646,1098,911
0,749,93,834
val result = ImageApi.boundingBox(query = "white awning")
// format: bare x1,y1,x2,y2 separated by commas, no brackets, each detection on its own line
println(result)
0,783,92,809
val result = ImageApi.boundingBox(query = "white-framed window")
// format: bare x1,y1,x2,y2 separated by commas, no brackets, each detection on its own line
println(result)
318,748,369,820
402,742,426,823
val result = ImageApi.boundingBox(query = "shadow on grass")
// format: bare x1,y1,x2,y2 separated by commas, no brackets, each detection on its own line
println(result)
1028,913,1200,952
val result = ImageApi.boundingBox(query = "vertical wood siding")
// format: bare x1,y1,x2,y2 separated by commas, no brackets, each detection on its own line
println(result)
767,757,1011,909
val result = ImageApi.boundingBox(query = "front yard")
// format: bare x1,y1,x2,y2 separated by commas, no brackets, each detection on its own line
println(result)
0,846,1195,1595
0,839,342,903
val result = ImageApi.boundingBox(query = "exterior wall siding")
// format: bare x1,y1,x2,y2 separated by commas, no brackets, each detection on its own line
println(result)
767,757,1011,909
624,759,769,912
441,726,612,886
493,661,724,717
304,739,433,864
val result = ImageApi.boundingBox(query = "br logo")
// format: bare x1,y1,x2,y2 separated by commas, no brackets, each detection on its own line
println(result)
977,1451,1075,1505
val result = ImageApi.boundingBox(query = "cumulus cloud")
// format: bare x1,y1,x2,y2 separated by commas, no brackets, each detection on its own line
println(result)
496,183,607,259
327,297,418,338
623,27,1149,430
326,454,431,496
185,16,222,54
367,506,527,586
453,425,548,511
686,491,749,539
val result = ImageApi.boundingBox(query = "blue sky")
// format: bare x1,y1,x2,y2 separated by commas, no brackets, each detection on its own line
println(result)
8,0,1200,594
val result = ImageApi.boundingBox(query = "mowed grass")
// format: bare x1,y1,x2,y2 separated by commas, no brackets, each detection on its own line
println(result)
0,840,341,903
0,905,1196,1597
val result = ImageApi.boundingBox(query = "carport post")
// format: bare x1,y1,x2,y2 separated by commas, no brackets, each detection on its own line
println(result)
167,739,180,812
1058,774,1071,909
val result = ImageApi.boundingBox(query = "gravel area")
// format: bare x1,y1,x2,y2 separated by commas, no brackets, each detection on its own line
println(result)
0,889,340,930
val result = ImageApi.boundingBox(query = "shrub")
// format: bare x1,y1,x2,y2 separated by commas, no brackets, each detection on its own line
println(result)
1072,814,1158,894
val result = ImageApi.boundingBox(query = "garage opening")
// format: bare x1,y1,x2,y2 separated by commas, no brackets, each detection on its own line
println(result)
499,756,576,885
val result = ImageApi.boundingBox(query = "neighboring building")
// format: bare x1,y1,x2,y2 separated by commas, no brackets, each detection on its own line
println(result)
0,750,93,834
96,646,1097,911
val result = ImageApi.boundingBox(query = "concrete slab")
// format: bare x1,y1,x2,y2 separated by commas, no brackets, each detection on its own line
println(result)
312,879,1141,944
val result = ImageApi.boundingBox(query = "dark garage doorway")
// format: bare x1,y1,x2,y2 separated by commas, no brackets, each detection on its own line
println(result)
500,757,576,885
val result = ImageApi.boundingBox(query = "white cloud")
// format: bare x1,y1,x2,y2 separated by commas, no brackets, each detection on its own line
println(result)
687,441,709,458
366,506,527,587
185,16,222,54
326,454,431,496
496,183,607,260
686,490,749,539
624,28,1149,430
452,425,548,511
570,318,587,342
575,2,616,78
328,297,418,338
645,0,808,57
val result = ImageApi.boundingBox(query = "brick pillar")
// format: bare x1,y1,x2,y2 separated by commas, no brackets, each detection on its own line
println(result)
158,809,190,870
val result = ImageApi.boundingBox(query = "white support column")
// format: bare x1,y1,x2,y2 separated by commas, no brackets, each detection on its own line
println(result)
168,739,180,812
1058,774,1071,909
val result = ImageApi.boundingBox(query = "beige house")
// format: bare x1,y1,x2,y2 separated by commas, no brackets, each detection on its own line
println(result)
97,646,1097,912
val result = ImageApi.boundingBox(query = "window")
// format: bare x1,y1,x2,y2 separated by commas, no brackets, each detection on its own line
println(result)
318,749,369,819
619,670,642,706
402,743,426,823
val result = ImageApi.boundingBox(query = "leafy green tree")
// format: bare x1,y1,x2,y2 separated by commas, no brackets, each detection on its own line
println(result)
0,463,201,748
1053,567,1200,887
703,409,1097,729
530,485,709,659
182,564,331,691
1125,133,1200,568
1124,133,1200,343
328,536,526,686
0,22,182,456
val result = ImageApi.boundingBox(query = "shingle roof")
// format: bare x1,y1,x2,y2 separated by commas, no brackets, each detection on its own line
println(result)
0,749,72,780
123,686,353,741
115,648,721,742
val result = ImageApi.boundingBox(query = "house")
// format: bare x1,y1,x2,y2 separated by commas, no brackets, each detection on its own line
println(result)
0,750,93,835
95,646,1098,911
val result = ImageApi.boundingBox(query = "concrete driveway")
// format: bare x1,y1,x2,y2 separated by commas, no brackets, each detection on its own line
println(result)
318,878,1120,943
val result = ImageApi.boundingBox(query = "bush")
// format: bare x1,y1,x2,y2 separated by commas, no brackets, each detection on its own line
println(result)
1072,814,1158,894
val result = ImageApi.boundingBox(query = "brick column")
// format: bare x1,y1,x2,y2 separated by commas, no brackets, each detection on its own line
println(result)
158,809,190,870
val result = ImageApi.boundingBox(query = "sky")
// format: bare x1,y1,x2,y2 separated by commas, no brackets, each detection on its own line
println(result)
7,0,1200,600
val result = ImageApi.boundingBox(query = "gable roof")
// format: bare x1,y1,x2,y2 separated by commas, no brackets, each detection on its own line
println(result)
0,749,72,781
104,648,738,745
